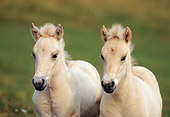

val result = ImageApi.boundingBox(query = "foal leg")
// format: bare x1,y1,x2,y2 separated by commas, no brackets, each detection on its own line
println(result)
70,111,80,117
33,90,52,117
88,101,100,117
33,102,52,117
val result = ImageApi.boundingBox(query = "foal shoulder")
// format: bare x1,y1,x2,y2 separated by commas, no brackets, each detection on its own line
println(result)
132,66,160,95
132,66,156,82
69,60,96,75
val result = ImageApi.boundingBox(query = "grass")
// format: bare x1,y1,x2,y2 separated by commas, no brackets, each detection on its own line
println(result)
0,0,170,116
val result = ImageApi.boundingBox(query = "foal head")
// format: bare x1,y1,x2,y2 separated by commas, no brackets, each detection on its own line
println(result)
31,23,64,91
100,24,132,93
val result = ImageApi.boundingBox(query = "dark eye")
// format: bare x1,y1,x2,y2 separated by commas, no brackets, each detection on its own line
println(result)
121,56,126,61
101,54,104,61
52,53,58,59
32,52,35,59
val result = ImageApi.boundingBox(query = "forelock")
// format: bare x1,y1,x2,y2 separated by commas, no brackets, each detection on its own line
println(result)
108,24,124,40
39,23,57,37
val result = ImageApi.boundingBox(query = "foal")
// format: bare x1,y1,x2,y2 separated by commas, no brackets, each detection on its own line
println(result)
30,23,102,117
99,24,162,117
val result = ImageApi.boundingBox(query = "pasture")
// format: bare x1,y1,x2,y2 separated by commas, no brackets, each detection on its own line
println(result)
0,0,170,116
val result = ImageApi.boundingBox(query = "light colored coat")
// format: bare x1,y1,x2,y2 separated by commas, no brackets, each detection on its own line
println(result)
30,23,102,117
99,24,162,117
100,66,162,117
33,60,102,117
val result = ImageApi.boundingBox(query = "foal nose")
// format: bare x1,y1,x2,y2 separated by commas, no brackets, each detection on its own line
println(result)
101,80,115,93
32,76,46,91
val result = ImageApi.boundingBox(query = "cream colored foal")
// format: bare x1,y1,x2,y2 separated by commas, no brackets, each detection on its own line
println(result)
99,24,162,117
31,23,102,117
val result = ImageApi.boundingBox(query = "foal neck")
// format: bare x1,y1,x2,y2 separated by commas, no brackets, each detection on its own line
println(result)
115,52,134,97
49,49,70,91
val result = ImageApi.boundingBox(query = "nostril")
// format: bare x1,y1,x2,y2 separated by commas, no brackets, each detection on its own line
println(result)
42,79,45,86
101,81,104,87
32,79,34,84
111,81,115,87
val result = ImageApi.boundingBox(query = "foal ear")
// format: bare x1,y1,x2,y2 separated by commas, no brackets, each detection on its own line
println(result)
55,24,63,40
123,26,132,43
31,23,41,41
101,25,108,42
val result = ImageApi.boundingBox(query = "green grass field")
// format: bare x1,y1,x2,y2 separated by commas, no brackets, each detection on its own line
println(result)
0,0,170,116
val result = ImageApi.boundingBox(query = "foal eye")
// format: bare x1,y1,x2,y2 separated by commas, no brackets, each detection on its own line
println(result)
101,54,104,61
52,53,58,59
121,56,126,61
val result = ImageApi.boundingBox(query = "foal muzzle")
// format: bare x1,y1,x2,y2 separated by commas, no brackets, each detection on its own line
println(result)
101,80,116,93
32,75,47,91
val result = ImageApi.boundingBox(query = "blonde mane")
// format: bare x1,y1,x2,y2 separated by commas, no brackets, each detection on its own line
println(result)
108,24,124,40
108,24,136,65
40,23,57,37
39,23,71,64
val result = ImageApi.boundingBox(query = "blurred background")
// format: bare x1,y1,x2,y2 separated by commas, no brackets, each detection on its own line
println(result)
0,0,169,116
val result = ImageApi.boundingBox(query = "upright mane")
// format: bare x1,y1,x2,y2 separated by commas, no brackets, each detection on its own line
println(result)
108,24,124,40
39,23,71,64
108,24,135,65
40,23,57,37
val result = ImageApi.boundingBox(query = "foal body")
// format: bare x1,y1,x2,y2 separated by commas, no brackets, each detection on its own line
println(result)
31,23,102,117
99,24,162,117
100,64,162,117
33,60,101,117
